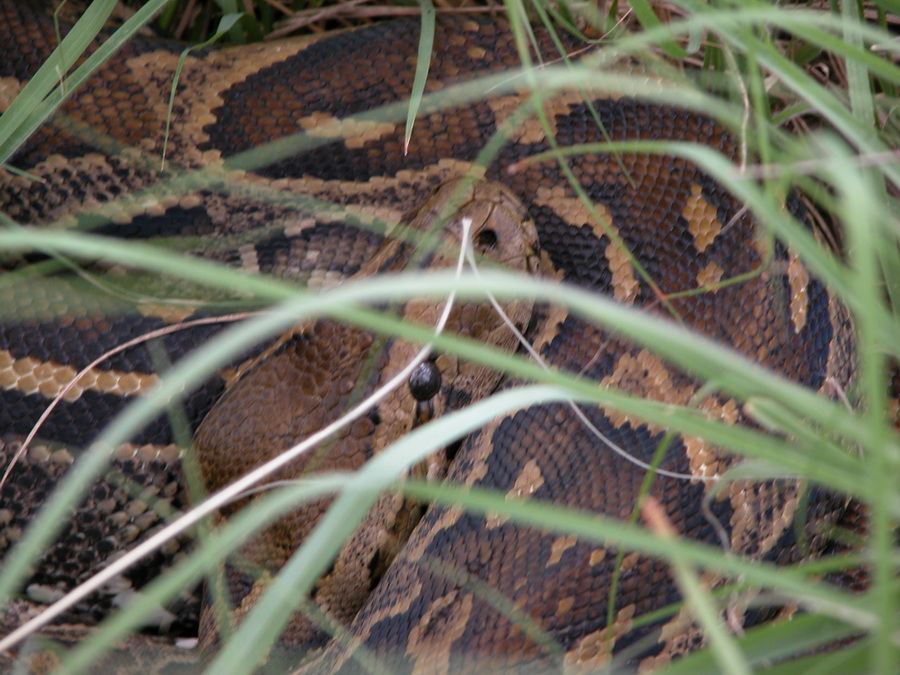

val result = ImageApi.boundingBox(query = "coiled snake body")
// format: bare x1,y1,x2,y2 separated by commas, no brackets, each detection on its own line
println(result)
0,1,856,672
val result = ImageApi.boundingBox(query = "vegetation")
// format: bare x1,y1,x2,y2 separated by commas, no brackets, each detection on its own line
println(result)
0,1,897,673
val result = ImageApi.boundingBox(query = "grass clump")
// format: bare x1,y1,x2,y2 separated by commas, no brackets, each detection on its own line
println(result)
0,1,897,674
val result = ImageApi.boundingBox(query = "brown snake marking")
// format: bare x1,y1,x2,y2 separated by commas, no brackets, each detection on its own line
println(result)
194,178,543,653
0,1,859,672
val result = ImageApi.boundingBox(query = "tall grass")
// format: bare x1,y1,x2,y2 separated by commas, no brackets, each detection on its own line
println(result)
0,1,897,673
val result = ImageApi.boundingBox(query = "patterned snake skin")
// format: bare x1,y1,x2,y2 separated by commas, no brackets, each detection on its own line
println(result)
0,1,858,672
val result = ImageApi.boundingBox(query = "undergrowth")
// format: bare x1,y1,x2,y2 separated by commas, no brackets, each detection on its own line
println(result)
0,1,897,674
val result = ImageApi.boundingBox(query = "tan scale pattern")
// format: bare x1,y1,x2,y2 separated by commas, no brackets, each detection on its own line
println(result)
508,458,544,500
0,436,190,639
683,183,723,253
298,112,398,149
604,238,641,303
546,535,577,566
683,398,740,482
600,350,695,431
0,76,22,108
588,548,608,566
487,89,596,146
407,592,474,675
165,38,318,166
564,604,635,672
787,247,811,332
0,349,159,401
696,260,724,288
486,458,545,529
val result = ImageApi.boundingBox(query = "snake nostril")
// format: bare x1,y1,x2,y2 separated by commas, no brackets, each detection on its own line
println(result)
474,228,498,252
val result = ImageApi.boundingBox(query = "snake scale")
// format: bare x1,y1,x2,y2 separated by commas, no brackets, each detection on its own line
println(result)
0,1,858,672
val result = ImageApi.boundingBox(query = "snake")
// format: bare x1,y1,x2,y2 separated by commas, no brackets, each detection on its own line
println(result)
0,0,858,672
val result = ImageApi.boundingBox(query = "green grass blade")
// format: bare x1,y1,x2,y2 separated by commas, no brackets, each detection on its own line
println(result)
0,0,172,164
403,0,435,154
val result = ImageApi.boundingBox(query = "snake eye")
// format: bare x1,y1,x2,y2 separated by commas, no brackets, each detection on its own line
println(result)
409,361,441,402
474,228,498,252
